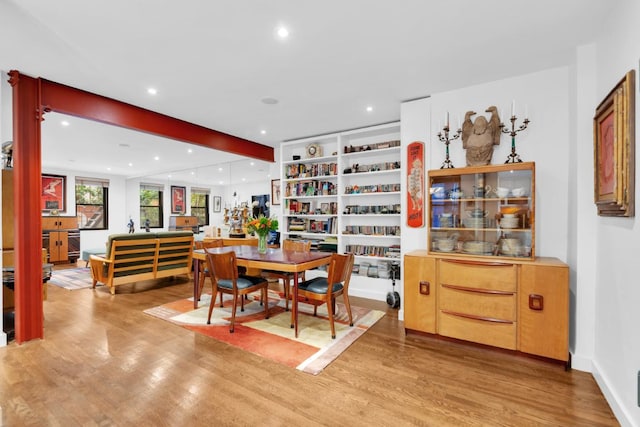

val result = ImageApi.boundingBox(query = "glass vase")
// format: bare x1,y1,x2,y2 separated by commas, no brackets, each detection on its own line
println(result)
257,234,268,254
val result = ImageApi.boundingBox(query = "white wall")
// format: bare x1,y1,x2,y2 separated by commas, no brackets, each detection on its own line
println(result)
399,97,430,321
586,0,640,424
43,167,128,253
427,67,571,261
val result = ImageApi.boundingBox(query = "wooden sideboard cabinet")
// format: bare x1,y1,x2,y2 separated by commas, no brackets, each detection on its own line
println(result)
169,215,199,233
403,250,569,365
42,216,80,264
403,254,437,334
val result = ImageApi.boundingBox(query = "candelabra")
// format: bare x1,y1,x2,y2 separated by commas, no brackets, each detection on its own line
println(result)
437,124,461,169
500,115,530,163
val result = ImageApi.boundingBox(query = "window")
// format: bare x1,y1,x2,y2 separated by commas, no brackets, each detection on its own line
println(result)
140,184,164,229
76,177,109,230
191,188,210,226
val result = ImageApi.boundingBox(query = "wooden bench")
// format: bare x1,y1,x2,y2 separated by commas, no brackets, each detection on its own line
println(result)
89,231,194,295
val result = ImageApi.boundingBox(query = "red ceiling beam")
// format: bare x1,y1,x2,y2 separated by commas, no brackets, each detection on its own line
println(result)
7,70,274,344
39,79,274,162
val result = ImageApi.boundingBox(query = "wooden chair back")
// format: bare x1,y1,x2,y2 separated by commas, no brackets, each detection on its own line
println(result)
195,239,224,250
327,252,355,295
205,250,238,282
282,239,311,252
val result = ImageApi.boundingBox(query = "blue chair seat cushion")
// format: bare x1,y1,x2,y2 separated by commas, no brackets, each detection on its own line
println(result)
298,277,343,294
217,275,266,290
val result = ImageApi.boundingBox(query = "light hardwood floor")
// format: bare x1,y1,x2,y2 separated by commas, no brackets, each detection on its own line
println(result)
1,271,618,426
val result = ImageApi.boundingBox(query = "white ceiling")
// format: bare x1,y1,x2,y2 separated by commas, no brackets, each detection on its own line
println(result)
0,0,612,184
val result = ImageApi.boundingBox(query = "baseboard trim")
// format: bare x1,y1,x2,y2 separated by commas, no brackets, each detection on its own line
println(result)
592,359,633,427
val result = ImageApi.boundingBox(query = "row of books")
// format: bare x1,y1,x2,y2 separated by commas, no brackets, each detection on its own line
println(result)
353,260,399,279
285,162,338,179
286,200,338,215
344,183,401,194
344,161,401,174
343,225,400,236
284,181,337,197
288,217,338,234
345,244,401,258
286,235,337,253
343,204,401,215
343,139,401,154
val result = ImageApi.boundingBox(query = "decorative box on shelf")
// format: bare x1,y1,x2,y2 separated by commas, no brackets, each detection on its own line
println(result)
428,162,535,260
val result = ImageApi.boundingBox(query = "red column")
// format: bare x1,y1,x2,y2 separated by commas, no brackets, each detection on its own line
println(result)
8,70,44,342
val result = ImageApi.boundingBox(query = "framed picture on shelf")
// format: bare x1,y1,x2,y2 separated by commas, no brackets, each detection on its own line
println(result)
171,185,186,214
593,69,635,217
213,196,222,212
271,179,281,205
41,174,66,212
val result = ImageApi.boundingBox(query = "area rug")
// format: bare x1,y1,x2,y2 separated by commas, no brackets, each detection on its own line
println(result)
48,267,95,290
144,291,385,375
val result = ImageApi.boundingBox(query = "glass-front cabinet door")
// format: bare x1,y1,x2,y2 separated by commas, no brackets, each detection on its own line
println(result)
428,162,535,260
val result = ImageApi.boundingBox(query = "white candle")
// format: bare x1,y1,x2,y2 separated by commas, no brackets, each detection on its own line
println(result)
525,104,528,118
446,111,450,127
511,100,515,117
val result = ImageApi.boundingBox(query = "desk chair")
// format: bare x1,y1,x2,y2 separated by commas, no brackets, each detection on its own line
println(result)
205,250,270,333
261,239,311,310
293,252,354,339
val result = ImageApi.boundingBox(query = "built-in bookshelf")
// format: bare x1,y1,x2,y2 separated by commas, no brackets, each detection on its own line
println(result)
280,122,402,301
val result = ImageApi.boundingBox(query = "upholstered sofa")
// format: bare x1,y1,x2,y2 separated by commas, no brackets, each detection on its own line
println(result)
89,231,194,295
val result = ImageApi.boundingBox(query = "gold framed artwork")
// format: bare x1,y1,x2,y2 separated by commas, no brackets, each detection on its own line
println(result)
271,179,281,205
593,69,635,217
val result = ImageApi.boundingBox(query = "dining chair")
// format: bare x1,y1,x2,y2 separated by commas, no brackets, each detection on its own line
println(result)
261,239,311,311
195,239,224,302
292,252,355,339
205,249,270,333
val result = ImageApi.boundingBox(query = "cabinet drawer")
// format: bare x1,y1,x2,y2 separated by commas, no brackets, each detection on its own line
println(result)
57,217,78,229
439,259,517,292
439,310,517,350
439,284,516,321
42,216,78,230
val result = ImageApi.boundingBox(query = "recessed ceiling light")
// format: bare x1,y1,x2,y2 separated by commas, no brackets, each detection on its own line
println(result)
250,161,255,166
191,171,195,175
128,163,133,167
106,167,111,171
154,156,160,161
242,178,246,182
260,130,267,135
187,148,193,154
366,106,373,112
218,167,223,172
276,26,289,39
219,180,224,185
61,120,70,127
147,87,157,95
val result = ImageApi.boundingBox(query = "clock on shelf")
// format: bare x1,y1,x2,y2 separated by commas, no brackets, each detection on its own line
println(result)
306,143,323,158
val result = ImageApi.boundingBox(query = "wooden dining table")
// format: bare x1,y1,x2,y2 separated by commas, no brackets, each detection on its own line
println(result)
192,245,333,337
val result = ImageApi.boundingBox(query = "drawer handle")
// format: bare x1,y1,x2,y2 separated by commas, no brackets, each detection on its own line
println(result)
441,309,513,324
419,281,430,295
442,283,514,296
529,294,544,311
442,259,513,267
